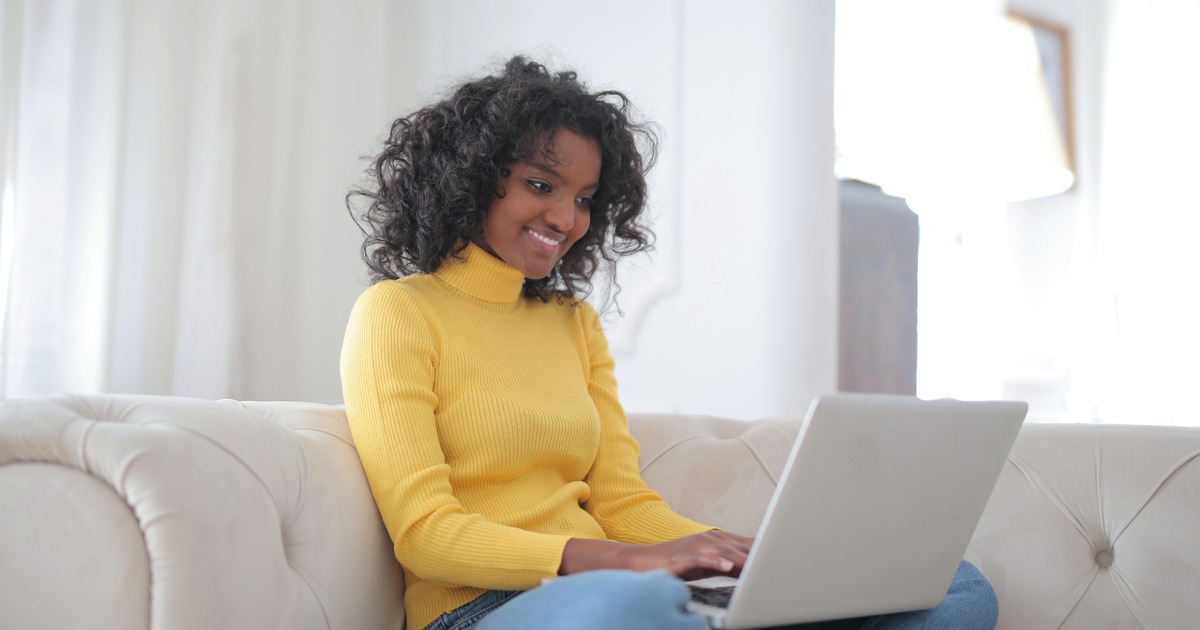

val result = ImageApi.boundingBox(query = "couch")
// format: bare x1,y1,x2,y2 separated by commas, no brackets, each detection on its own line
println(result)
1,394,1197,629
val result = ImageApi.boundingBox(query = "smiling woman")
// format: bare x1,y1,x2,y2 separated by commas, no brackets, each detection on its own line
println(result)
340,56,745,630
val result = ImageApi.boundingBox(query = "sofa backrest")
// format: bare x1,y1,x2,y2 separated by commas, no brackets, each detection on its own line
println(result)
632,413,1200,630
965,422,1200,629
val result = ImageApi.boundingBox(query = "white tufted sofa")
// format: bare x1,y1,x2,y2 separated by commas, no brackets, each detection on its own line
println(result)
1,394,1198,630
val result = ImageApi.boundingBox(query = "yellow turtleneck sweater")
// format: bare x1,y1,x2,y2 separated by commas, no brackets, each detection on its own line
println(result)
340,242,712,630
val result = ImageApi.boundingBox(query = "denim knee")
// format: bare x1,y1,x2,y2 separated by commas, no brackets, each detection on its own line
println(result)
867,560,998,630
475,569,709,630
949,560,998,628
565,570,705,629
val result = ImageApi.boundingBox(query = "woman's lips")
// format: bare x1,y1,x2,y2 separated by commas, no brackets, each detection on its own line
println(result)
524,227,563,255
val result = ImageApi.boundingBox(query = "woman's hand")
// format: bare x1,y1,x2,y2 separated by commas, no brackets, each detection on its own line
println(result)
622,531,755,581
560,531,755,580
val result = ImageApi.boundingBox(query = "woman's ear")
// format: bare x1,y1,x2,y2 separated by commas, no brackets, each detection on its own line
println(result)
494,165,512,200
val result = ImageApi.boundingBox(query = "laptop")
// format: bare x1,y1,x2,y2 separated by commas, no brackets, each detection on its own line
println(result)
686,393,1027,629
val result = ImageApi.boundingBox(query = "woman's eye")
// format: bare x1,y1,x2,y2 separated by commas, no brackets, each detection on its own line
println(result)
526,179,551,193
576,196,595,210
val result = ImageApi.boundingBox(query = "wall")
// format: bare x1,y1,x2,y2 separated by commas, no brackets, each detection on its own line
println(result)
613,1,837,419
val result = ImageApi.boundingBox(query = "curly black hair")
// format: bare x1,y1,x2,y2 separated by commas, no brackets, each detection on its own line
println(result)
347,55,658,304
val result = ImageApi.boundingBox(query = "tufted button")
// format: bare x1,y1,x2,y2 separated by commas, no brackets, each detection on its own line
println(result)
1094,549,1114,568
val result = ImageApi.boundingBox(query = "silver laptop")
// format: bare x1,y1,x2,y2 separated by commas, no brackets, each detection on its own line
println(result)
686,393,1027,629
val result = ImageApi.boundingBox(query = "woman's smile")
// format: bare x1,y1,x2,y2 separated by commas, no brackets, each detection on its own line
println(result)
524,226,564,253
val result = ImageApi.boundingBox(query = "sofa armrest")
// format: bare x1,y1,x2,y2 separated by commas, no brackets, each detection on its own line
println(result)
0,395,404,630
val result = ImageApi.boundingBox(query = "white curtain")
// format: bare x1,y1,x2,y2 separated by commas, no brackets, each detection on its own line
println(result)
0,0,418,402
1074,0,1200,425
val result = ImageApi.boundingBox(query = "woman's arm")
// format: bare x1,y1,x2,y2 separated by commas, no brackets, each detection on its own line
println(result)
341,283,571,589
570,304,757,577
575,302,732,544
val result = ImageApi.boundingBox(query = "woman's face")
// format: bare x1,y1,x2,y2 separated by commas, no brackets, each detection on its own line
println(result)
479,128,601,280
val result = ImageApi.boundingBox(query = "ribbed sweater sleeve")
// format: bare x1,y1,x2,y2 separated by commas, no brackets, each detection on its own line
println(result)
577,302,714,544
340,282,570,590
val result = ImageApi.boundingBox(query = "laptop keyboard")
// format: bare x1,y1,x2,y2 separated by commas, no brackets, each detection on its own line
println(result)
689,585,736,609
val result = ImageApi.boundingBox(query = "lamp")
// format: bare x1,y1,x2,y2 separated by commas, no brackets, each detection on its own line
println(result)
836,12,1075,208
987,13,1075,201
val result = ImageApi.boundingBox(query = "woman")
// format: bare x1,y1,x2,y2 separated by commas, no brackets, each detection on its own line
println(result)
342,56,997,630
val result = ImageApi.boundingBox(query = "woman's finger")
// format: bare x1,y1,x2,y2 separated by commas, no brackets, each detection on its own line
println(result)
669,552,734,576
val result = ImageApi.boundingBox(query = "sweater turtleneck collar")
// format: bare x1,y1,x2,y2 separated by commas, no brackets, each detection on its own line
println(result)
434,241,527,304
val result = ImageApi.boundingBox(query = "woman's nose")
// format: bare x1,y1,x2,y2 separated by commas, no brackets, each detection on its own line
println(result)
545,198,575,232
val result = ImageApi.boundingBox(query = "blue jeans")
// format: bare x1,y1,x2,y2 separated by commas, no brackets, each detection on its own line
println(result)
422,560,997,630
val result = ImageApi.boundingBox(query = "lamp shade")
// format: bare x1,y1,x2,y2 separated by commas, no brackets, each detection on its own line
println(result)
836,9,1075,207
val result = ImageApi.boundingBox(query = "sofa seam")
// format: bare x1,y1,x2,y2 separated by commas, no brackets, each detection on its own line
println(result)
1055,563,1099,629
638,434,705,473
1106,565,1149,630
158,422,307,531
208,401,313,531
217,401,355,450
293,426,355,449
638,433,780,489
288,561,334,630
1006,454,1093,543
70,394,102,473
1109,448,1200,545
734,436,782,486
